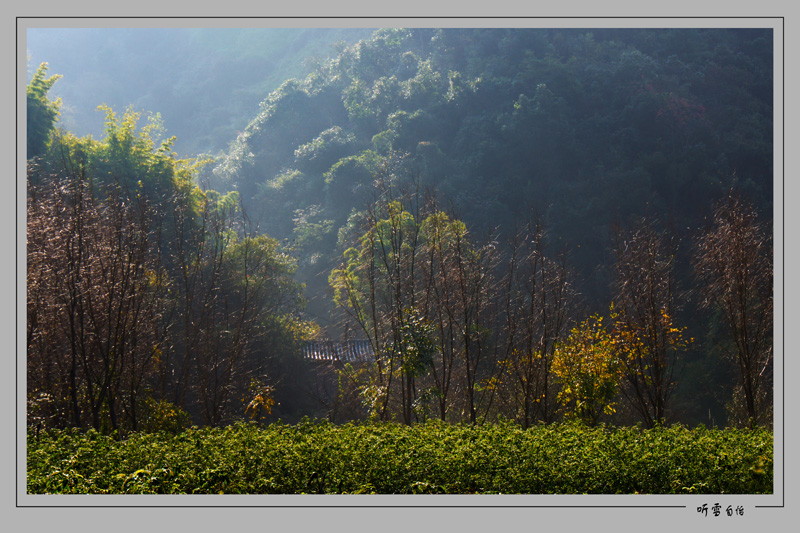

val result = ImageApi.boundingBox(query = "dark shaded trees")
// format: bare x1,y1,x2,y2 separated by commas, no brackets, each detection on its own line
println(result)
28,28,775,429
167,191,304,426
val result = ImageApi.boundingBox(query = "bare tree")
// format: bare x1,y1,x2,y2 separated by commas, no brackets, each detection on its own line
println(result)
450,225,499,424
496,218,575,427
694,191,773,428
27,175,160,432
611,217,686,428
415,202,501,424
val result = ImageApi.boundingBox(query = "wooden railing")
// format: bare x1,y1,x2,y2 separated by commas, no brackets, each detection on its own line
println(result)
302,340,375,363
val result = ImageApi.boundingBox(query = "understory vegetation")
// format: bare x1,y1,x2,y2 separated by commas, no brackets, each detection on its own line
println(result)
27,420,772,495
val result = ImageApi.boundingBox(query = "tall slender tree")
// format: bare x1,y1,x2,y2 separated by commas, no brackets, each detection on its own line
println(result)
496,218,575,427
694,191,773,428
611,217,688,427
27,174,160,432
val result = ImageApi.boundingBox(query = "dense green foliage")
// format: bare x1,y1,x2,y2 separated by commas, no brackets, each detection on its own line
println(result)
27,421,772,494
211,28,772,299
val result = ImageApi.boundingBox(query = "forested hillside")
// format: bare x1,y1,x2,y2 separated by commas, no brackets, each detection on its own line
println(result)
26,27,774,431
210,28,771,318
209,28,773,427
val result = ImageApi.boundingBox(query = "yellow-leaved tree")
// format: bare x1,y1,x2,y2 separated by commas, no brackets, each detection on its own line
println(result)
553,315,621,426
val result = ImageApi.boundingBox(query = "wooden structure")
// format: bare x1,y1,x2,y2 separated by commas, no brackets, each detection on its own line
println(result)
302,340,375,363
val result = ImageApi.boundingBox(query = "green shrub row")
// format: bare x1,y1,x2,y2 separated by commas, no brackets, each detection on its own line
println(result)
26,420,773,494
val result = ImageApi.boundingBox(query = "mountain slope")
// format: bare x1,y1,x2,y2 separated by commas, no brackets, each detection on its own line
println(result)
212,27,773,327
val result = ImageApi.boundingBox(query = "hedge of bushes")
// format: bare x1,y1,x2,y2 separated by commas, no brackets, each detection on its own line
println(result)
27,420,773,494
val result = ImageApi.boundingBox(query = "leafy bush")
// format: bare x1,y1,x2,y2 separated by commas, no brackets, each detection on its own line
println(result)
27,421,772,495
140,399,192,434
